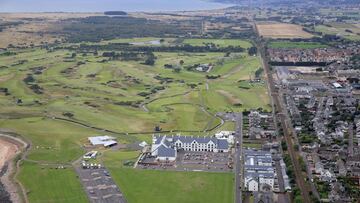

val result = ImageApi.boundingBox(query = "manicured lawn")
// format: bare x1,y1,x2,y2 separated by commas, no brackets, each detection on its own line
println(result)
18,161,88,203
103,151,235,203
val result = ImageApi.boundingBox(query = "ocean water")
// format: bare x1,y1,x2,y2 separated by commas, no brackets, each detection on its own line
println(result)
0,0,231,12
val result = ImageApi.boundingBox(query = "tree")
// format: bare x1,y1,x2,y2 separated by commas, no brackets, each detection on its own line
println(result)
248,46,257,56
144,51,156,66
154,125,162,132
63,112,74,118
281,140,288,151
71,53,77,58
145,57,155,66
173,66,181,73
294,144,299,151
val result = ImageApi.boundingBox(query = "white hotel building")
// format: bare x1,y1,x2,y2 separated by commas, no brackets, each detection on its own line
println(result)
151,135,230,161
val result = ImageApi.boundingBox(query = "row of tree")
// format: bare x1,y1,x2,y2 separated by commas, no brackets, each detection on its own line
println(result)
73,43,246,53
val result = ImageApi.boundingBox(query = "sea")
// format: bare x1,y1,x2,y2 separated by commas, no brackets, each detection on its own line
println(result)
0,0,232,12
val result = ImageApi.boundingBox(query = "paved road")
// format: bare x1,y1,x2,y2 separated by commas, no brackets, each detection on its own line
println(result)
233,113,243,203
274,157,286,193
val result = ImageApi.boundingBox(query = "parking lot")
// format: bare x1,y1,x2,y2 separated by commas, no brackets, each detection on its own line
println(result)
177,151,234,172
75,167,126,203
138,150,234,173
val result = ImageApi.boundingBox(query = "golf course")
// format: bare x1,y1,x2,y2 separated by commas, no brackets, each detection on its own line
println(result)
0,37,270,203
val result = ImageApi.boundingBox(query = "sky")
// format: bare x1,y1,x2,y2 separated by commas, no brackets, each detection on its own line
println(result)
0,0,231,12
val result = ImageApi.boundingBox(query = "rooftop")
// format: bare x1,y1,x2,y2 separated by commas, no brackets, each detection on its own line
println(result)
88,136,117,147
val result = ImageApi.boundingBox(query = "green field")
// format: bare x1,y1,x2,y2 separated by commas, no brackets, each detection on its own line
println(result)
183,39,253,48
268,41,329,49
243,142,262,149
0,38,269,202
18,161,88,203
103,151,234,203
315,23,360,41
89,38,254,49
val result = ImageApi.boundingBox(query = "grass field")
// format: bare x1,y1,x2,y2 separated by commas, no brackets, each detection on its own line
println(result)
268,41,328,49
315,23,360,41
103,151,235,203
183,39,253,49
256,23,313,39
18,161,88,203
0,37,269,202
243,143,262,149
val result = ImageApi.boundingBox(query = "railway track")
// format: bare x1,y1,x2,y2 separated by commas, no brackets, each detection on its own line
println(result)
258,43,311,203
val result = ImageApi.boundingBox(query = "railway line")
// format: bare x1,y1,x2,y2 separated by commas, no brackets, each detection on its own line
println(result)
257,42,312,203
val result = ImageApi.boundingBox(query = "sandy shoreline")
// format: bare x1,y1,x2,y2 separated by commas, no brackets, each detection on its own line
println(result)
0,139,18,169
0,137,22,203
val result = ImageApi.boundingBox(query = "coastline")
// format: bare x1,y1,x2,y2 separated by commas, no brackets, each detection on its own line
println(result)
0,133,29,203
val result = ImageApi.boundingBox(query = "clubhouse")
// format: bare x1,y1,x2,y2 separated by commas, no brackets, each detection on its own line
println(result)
151,135,230,161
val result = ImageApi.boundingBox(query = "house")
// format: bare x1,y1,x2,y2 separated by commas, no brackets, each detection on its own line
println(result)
347,155,360,168
246,178,259,191
139,141,148,148
320,170,336,182
151,135,230,162
332,82,343,89
156,145,177,162
88,136,117,147
215,131,235,144
336,159,347,176
280,159,292,191
195,64,213,72
315,162,324,174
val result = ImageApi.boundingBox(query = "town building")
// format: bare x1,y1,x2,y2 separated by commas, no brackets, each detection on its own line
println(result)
151,135,230,162
244,149,275,192
88,136,117,147
215,131,235,144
